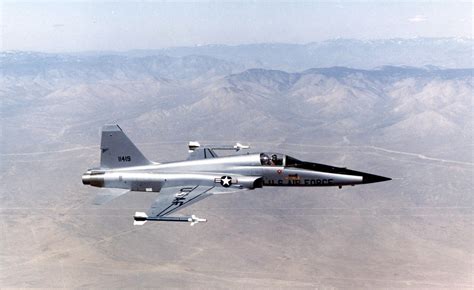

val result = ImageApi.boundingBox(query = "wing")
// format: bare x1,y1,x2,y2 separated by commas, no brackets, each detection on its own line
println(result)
187,148,219,160
147,185,242,217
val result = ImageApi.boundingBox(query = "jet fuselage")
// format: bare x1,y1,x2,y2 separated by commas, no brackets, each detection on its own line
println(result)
82,152,390,192
81,124,391,225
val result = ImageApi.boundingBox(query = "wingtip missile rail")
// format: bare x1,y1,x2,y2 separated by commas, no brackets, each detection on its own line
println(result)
188,141,250,152
133,212,207,226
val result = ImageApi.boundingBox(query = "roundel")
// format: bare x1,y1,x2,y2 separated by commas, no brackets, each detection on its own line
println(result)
220,176,232,187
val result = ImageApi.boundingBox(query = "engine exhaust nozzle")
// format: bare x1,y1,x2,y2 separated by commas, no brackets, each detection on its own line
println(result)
82,171,104,187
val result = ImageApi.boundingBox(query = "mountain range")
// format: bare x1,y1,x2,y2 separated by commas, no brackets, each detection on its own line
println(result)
2,50,472,160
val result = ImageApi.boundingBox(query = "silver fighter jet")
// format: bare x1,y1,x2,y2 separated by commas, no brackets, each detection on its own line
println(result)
82,125,391,226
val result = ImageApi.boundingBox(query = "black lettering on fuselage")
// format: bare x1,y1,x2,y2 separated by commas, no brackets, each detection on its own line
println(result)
290,180,300,185
264,178,335,186
263,179,275,186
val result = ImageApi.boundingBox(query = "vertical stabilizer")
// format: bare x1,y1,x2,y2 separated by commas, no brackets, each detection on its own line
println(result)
100,124,151,169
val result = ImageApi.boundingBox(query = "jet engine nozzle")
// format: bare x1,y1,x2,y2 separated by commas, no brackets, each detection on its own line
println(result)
81,171,104,187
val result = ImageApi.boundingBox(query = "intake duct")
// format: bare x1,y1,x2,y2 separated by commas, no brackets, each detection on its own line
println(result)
235,176,264,189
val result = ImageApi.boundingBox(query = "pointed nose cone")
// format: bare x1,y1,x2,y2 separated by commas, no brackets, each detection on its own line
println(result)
361,172,392,184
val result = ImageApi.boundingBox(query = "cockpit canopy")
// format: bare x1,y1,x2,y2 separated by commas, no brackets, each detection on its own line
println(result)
259,153,285,166
260,153,304,167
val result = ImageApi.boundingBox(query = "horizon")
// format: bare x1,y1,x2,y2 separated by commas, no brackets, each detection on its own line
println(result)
2,1,471,52
1,36,472,54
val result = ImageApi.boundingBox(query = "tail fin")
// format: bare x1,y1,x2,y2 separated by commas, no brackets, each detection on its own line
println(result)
100,124,152,169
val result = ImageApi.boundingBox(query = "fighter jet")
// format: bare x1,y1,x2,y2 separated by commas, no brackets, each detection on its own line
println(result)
82,125,391,226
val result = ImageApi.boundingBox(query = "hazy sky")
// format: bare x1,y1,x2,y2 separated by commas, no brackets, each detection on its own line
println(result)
1,1,472,52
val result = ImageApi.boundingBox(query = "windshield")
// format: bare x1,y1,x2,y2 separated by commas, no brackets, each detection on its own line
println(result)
260,153,284,166
285,155,303,167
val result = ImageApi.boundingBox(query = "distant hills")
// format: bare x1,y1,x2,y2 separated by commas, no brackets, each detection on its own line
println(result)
2,38,473,76
150,38,473,70
1,45,472,161
0,52,241,81
1,37,472,158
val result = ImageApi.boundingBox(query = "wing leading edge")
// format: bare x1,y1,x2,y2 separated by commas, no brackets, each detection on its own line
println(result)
149,185,215,217
133,184,247,225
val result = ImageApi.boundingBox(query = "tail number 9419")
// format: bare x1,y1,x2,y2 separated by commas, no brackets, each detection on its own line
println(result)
118,156,131,162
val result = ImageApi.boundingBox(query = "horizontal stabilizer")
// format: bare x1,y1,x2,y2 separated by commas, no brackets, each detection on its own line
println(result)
93,189,129,205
